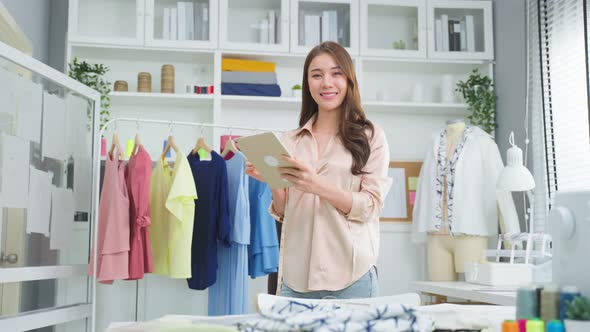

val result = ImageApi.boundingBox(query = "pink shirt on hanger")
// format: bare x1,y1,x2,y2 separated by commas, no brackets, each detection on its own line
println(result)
89,146,130,284
126,145,153,279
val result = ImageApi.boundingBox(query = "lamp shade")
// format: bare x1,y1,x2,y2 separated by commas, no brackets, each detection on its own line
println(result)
497,133,536,191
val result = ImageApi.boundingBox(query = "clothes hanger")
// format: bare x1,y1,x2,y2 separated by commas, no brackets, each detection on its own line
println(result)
132,116,141,156
161,122,179,160
108,121,124,160
191,125,211,155
220,126,239,158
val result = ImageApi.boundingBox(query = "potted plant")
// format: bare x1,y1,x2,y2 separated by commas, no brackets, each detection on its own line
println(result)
455,68,496,134
68,57,112,131
565,296,590,332
292,84,302,98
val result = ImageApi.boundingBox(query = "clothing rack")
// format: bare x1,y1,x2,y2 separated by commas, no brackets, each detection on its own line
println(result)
91,117,286,332
99,117,285,137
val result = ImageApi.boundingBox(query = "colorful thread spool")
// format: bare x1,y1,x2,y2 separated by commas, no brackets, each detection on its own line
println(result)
518,319,527,332
546,320,565,332
526,319,544,332
540,285,560,321
559,286,580,320
502,320,519,332
516,286,539,319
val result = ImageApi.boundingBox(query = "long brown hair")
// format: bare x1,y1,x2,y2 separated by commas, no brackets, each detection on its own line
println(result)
298,41,374,175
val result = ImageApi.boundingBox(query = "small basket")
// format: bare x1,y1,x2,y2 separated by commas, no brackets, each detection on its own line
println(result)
138,72,152,92
161,65,175,93
113,80,128,92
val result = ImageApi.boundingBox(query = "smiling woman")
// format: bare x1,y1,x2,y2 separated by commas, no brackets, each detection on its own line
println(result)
245,41,392,300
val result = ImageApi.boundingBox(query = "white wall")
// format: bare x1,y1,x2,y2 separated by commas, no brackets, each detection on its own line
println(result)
1,0,68,71
493,0,528,227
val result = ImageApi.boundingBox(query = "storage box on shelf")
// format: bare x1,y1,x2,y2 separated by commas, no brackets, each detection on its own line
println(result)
360,0,427,58
68,0,217,50
290,0,359,55
220,0,290,53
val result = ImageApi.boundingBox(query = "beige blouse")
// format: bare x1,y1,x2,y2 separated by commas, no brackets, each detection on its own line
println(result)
270,116,392,292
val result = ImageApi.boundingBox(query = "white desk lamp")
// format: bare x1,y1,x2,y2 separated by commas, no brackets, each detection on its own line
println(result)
496,131,539,264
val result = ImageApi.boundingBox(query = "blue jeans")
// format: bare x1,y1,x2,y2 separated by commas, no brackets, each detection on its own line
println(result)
279,266,379,299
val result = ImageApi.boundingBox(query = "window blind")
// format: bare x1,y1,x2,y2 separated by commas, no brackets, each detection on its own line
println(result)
537,0,590,211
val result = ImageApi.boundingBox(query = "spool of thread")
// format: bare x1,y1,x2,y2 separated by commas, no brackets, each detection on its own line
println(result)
517,319,527,332
540,285,560,321
559,286,581,320
502,320,519,332
138,72,152,92
546,320,565,332
161,64,175,93
525,319,544,332
516,286,539,319
114,80,128,92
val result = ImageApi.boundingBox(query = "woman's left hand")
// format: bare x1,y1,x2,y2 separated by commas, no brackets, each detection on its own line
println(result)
279,156,324,195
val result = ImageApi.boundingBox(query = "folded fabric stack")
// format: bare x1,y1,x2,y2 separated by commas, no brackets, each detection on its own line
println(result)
221,58,281,97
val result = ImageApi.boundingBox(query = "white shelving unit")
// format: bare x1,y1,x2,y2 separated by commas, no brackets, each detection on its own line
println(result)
360,0,427,58
66,0,494,329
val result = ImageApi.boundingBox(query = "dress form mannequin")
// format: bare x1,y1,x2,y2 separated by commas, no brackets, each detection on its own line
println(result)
427,119,487,281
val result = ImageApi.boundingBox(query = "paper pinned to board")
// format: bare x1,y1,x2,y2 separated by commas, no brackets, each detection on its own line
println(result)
49,186,75,250
0,132,30,208
380,168,407,219
26,166,53,236
0,67,17,116
14,74,43,143
42,92,67,160
65,95,92,212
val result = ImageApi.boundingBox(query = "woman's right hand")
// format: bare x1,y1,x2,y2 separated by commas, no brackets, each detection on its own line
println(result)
245,161,265,182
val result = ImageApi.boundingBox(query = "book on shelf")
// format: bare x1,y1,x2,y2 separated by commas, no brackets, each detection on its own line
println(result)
320,10,338,42
304,14,321,46
170,7,177,40
448,19,461,51
441,14,449,52
465,15,475,52
177,2,186,40
435,19,442,51
186,2,194,40
202,2,209,41
258,18,269,44
268,11,275,44
163,8,170,40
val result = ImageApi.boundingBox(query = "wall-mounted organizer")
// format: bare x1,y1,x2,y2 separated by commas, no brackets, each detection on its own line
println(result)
66,0,494,330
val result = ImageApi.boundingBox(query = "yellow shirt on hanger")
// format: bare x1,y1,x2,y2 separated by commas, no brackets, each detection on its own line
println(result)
150,152,197,278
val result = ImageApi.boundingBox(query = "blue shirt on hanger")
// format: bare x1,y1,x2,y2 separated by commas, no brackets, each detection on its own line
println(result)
248,177,279,278
186,151,231,290
208,151,250,315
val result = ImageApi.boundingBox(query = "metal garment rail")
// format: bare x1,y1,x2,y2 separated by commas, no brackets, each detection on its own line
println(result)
91,117,284,332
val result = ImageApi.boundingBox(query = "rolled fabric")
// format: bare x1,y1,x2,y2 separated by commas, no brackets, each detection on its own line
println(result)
222,71,278,84
222,58,276,72
221,83,281,97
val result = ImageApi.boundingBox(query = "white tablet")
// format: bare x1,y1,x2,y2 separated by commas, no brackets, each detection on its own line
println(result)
235,132,294,189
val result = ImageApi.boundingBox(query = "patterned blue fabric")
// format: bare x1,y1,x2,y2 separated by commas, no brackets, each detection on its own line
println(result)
237,299,433,331
208,152,250,315
248,178,279,278
434,126,472,233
